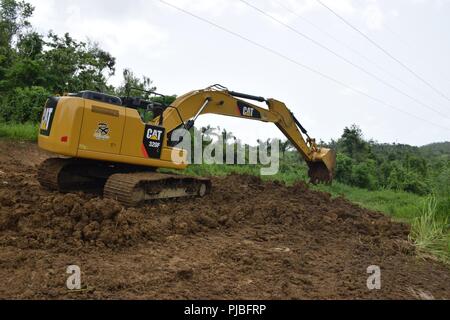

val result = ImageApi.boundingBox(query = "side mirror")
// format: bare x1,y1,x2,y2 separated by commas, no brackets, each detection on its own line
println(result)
185,120,195,131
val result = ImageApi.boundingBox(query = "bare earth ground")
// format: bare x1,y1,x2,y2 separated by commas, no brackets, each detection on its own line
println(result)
0,140,448,300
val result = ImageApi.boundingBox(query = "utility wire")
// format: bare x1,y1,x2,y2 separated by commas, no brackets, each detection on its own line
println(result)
272,0,449,114
382,22,450,87
239,0,449,120
157,0,450,132
316,0,450,105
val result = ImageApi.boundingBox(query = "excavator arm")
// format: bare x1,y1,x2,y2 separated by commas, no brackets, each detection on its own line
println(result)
155,85,336,183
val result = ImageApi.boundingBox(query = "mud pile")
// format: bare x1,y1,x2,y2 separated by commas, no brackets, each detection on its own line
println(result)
0,167,411,254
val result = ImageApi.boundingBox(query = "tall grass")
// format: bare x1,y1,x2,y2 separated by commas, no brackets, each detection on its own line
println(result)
409,196,449,263
312,182,425,222
0,122,38,141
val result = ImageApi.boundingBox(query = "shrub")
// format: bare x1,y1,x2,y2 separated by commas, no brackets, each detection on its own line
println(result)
402,171,430,196
0,86,51,123
434,167,450,198
335,153,352,184
350,161,377,190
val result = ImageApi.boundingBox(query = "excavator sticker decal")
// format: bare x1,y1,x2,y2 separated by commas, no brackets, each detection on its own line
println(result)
40,97,59,136
94,123,110,141
237,100,261,119
142,125,166,159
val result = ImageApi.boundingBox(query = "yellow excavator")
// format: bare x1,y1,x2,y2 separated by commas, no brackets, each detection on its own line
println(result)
37,84,336,206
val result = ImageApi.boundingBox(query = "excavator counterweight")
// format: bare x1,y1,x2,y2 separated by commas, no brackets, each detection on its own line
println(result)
37,85,336,206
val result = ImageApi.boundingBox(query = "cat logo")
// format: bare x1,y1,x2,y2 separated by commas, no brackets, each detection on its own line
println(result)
146,128,164,141
94,123,110,141
242,106,255,117
142,125,166,159
40,97,59,136
41,107,54,131
237,100,261,119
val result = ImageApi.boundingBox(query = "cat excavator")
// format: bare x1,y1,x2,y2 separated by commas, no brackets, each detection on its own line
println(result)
37,84,336,206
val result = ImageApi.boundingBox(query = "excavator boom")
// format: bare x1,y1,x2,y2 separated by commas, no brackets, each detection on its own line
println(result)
158,85,336,183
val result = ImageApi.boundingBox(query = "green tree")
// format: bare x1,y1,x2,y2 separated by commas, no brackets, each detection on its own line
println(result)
387,163,406,191
402,171,429,195
0,86,50,122
379,161,393,187
41,32,115,93
338,124,372,161
0,0,119,122
0,0,33,45
0,0,34,89
350,160,377,190
115,68,155,98
335,153,352,185
2,32,45,89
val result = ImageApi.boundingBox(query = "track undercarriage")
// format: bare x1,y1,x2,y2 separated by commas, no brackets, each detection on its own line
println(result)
37,158,211,206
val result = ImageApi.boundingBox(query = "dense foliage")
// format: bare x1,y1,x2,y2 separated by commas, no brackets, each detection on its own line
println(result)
327,125,448,196
320,125,449,221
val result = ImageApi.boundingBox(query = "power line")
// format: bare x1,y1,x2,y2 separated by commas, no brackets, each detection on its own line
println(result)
355,0,450,99
157,0,450,132
239,0,450,120
382,23,450,86
272,0,449,114
316,0,450,105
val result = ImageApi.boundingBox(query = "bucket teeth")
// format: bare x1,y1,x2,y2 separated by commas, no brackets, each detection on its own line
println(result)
308,148,336,185
308,161,333,185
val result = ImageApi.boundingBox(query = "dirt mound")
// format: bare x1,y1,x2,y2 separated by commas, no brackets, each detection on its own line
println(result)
0,140,448,299
0,170,411,253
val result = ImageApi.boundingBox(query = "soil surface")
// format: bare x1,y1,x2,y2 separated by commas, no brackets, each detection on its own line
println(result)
0,140,448,300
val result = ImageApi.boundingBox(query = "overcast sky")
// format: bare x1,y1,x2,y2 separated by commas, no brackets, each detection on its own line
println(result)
27,0,450,146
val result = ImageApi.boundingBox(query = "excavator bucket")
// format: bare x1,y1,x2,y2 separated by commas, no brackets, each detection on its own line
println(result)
308,148,336,185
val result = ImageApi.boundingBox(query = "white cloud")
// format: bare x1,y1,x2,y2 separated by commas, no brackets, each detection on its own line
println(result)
65,7,168,58
389,9,400,18
264,0,356,24
322,0,356,15
28,0,57,33
157,0,246,17
29,0,168,58
363,3,385,30
264,0,317,24
28,0,170,88
242,0,387,32
409,0,449,4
